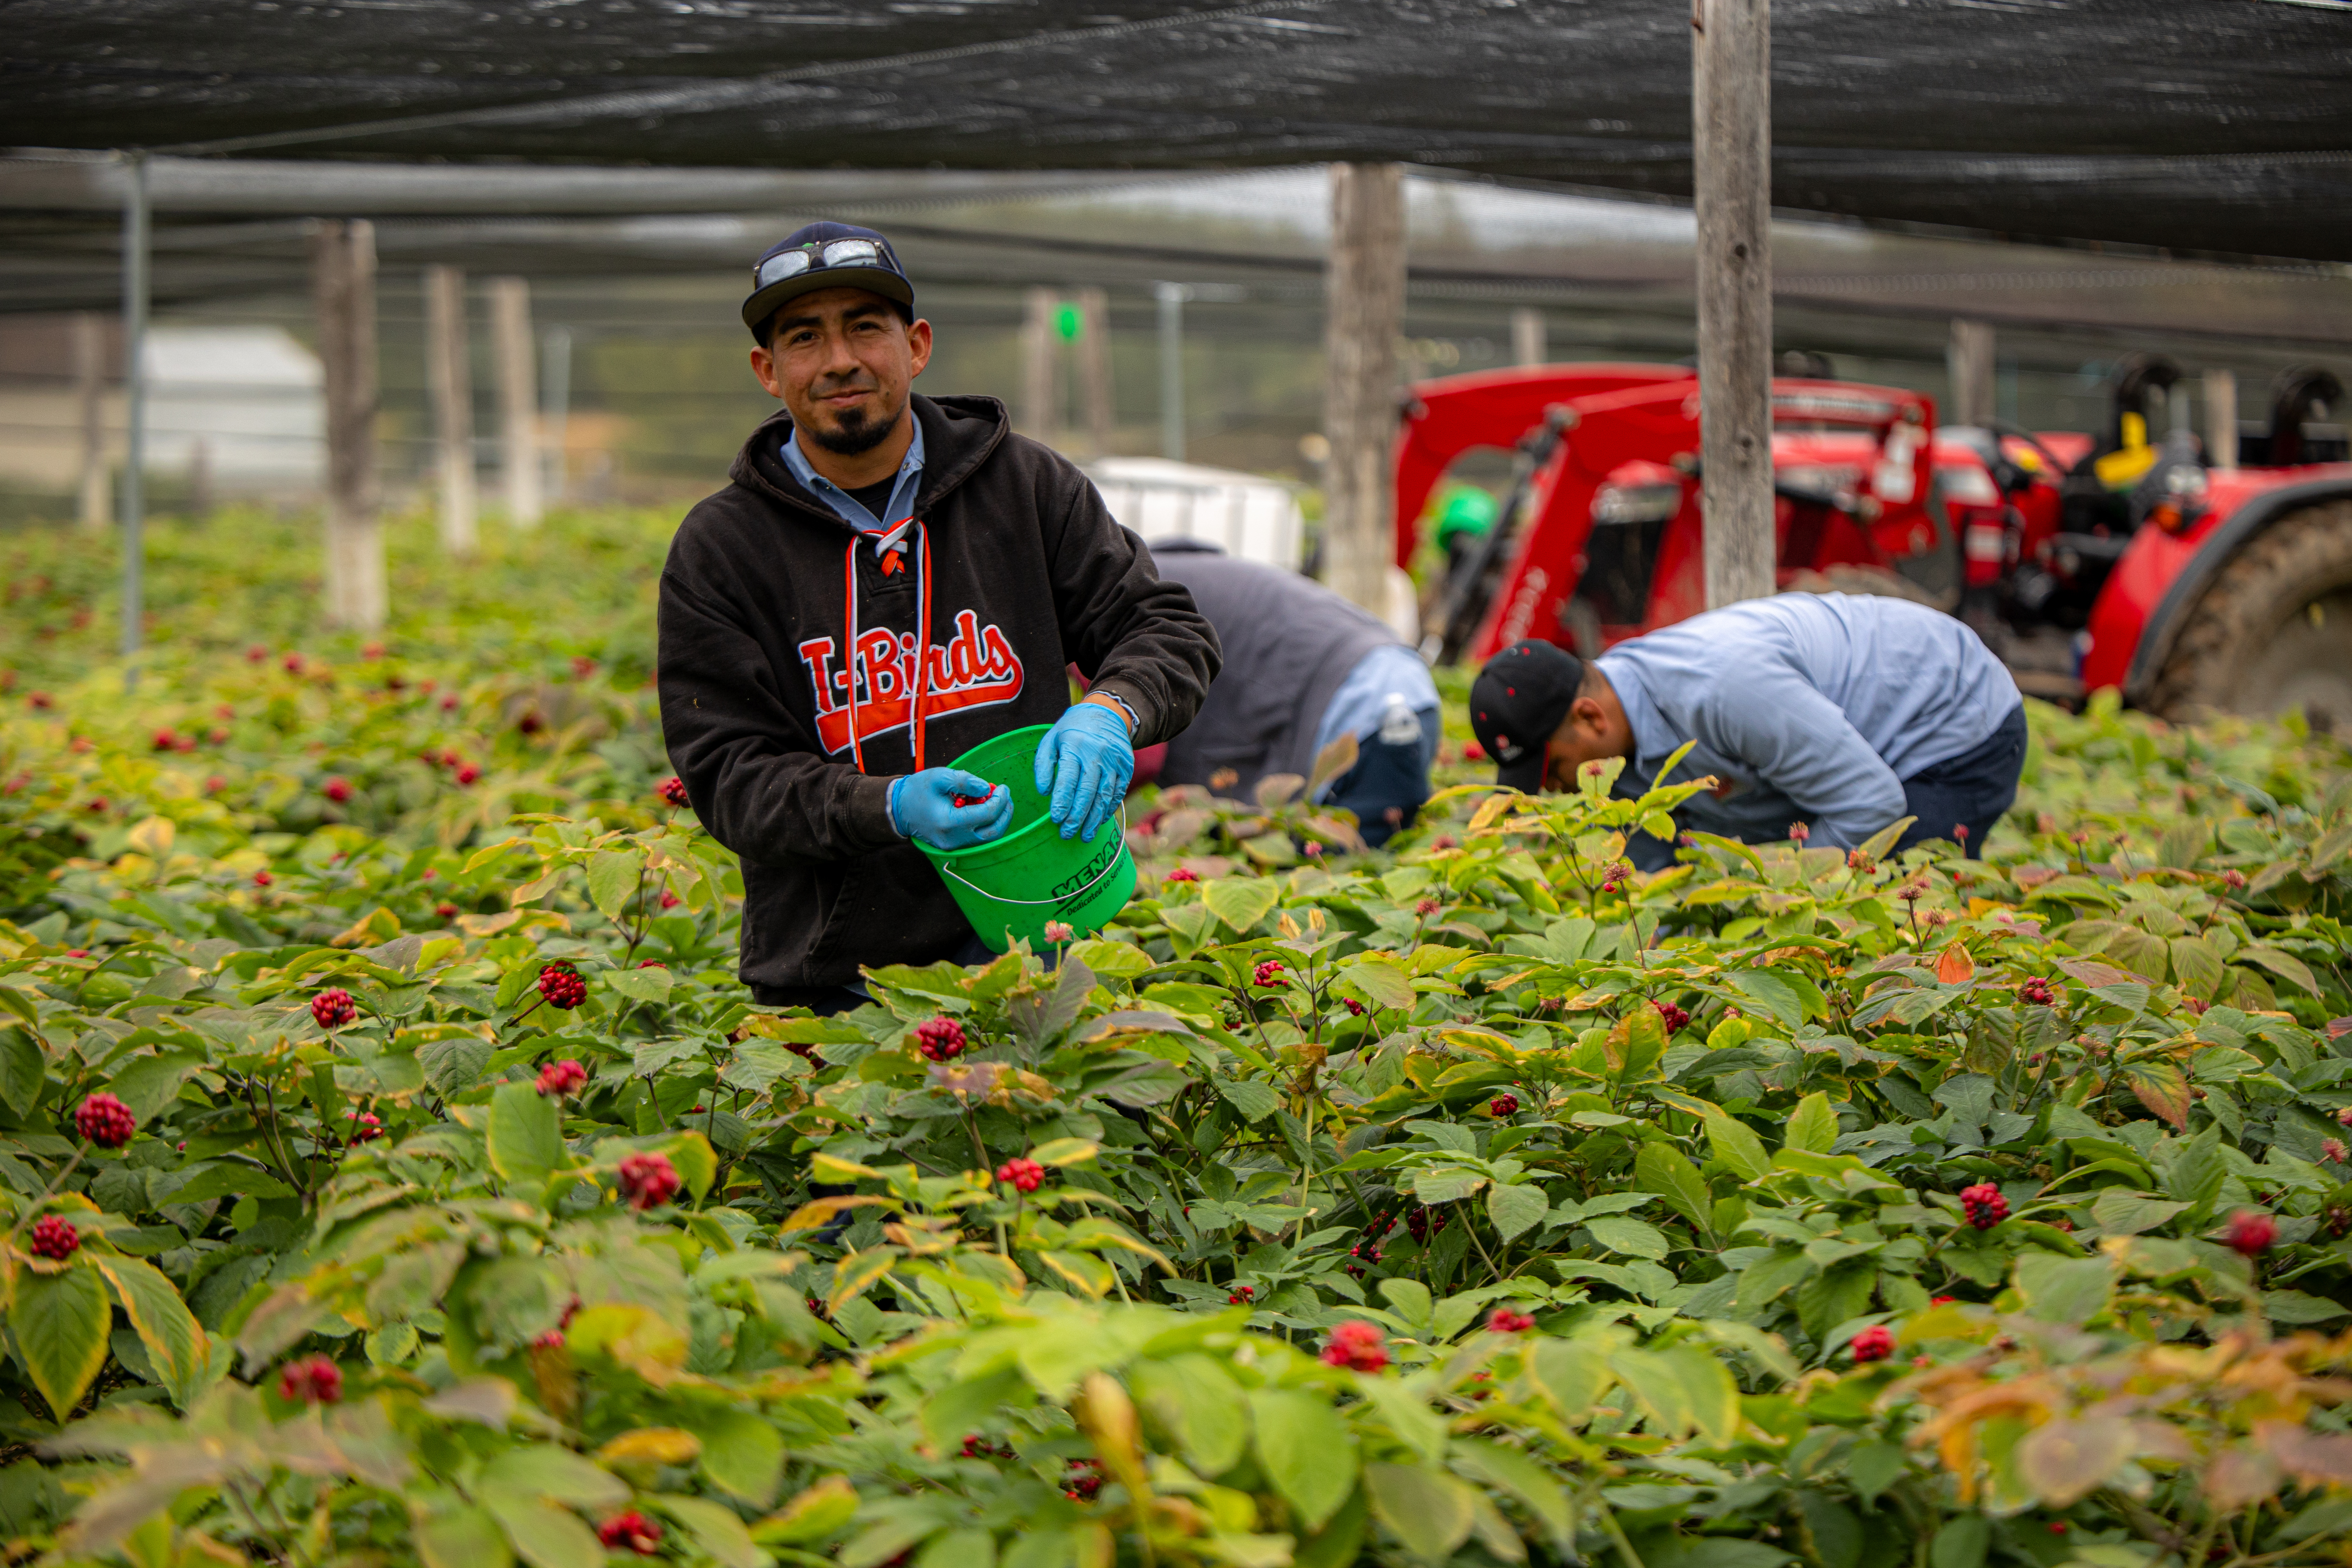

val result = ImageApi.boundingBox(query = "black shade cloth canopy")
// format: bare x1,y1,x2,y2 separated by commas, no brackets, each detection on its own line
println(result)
8,0,2351,263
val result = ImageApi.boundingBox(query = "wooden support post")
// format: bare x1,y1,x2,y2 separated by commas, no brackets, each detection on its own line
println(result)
120,153,148,684
1322,161,1407,612
542,325,572,504
1693,0,1775,608
73,312,108,532
314,219,386,631
1949,318,1995,428
1155,282,1187,461
2205,368,2238,470
488,276,542,527
1510,307,1547,369
1019,286,1060,445
1075,286,1112,459
424,264,476,554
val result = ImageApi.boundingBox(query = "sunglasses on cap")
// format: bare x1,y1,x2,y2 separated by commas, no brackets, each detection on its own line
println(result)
756,238,885,289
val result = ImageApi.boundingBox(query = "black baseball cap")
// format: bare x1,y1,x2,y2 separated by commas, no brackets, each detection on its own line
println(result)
1469,640,1586,793
741,222,915,340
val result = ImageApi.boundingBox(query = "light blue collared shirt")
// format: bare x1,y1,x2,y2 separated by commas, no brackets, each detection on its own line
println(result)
1596,593,2020,849
780,418,925,533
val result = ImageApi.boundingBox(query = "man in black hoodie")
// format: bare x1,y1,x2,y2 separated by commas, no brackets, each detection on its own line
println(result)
658,224,1219,1009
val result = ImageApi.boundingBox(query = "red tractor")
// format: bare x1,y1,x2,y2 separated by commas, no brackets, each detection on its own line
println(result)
1396,356,2352,729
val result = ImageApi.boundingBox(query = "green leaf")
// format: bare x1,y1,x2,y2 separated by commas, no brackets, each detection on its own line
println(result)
604,965,674,1004
0,1027,43,1118
1784,1091,1838,1155
413,1498,514,1568
2264,1290,2351,1324
2168,934,2225,1000
1202,877,1279,934
1213,1077,1280,1123
1485,1181,1550,1243
1527,1338,1613,1420
1730,970,1807,1027
106,1050,205,1125
416,1033,494,1096
690,1408,784,1507
1130,1355,1247,1475
480,1445,631,1509
1250,1387,1357,1531
1378,1277,1434,1330
2088,1189,2188,1237
487,1080,565,1187
1585,1216,1672,1260
2238,943,2321,996
1339,958,1417,1012
652,1495,764,1568
1929,1516,1989,1568
1704,1111,1771,1181
13,1261,110,1419
2013,1254,2116,1324
586,849,645,923
1634,1142,1715,1240
2119,1059,2191,1130
1450,1437,1573,1552
481,1496,603,1568
91,1254,210,1410
1856,818,1915,863
1364,1462,1476,1565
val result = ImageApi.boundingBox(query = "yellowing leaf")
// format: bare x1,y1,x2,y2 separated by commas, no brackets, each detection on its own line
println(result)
596,1427,703,1468
1935,944,1975,986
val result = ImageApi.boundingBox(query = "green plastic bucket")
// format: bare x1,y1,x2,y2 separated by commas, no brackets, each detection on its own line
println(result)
915,723,1137,953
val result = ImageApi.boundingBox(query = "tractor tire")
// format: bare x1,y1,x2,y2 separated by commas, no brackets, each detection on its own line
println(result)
2147,499,2352,732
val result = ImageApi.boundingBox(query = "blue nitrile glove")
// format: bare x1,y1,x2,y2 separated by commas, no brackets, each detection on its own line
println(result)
1033,698,1135,843
888,769,1014,850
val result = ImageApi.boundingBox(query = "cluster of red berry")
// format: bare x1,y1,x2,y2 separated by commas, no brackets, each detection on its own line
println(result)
277,1355,343,1406
29,1215,80,1259
1849,1324,1895,1363
915,1017,967,1062
150,729,203,754
1227,1283,1255,1305
657,776,691,808
346,1109,383,1144
1847,849,1876,872
75,1091,136,1148
1063,1458,1104,1501
1788,822,1811,844
1415,898,1440,917
1406,1205,1449,1245
536,1059,589,1096
598,1512,663,1554
960,1435,1002,1459
311,988,358,1030
537,963,588,1010
1489,1093,1519,1117
1320,1320,1389,1372
1252,959,1287,988
1164,867,1199,884
1485,1307,1536,1334
1597,860,1634,895
1343,998,1366,1017
1959,1182,2008,1230
618,1151,680,1211
2018,977,2055,1006
2224,1209,2277,1257
1652,999,1691,1034
996,1157,1045,1193
324,777,354,804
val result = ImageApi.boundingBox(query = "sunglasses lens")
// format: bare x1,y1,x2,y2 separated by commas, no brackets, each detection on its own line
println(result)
757,249,813,288
821,238,882,268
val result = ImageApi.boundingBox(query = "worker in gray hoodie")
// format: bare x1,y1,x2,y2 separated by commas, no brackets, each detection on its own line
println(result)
1145,539,1438,846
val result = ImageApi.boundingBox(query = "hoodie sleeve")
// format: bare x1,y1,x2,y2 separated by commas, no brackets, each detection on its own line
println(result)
1040,461,1222,746
657,547,900,867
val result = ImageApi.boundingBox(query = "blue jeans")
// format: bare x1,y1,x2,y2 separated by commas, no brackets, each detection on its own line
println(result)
1893,703,2027,857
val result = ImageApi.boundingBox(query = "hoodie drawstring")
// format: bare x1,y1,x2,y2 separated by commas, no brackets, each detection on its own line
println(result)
842,521,933,775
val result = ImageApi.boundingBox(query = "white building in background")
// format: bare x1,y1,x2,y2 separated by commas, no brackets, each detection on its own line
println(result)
1086,456,1305,570
139,325,322,493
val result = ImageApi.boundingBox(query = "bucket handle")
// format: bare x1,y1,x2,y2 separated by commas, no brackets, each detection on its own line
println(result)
937,808,1130,907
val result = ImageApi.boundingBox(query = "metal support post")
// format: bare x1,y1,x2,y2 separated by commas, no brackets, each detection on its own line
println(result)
1019,286,1060,444
424,264,476,553
542,325,572,503
1693,0,1775,608
1510,307,1547,369
120,152,149,688
1075,286,1112,459
1155,282,1188,462
1321,161,1407,612
488,276,541,527
2205,368,2238,469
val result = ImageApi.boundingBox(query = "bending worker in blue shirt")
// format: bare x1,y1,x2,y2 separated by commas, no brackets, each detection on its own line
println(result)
1466,593,2025,861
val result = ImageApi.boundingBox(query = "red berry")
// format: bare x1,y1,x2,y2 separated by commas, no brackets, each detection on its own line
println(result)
324,776,352,803
915,1016,967,1062
151,729,176,751
1652,999,1690,1034
2223,1210,2277,1257
1228,1284,1255,1305
658,889,681,910
1850,1325,1895,1363
346,1109,383,1143
28,1215,80,1259
536,964,587,1010
597,1512,662,1555
2221,869,2248,891
253,869,273,887
282,654,303,673
1320,1320,1388,1372
276,1355,342,1405
657,776,690,808
995,1157,1045,1193
536,1059,588,1097
440,694,459,711
1959,1182,2008,1230
617,1151,680,1211
1486,1307,1536,1334
454,763,480,785
2020,977,2055,1006
311,989,358,1030
570,655,596,678
1343,998,1366,1017
1253,959,1287,989
436,901,459,918
1847,849,1875,871
75,1092,136,1148
1489,1093,1519,1117
1415,898,1440,917
1063,1458,1103,1501
1164,867,1198,883
1462,741,1485,762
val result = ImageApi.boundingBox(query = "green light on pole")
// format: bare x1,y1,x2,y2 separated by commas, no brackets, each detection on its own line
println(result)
1054,302,1084,342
